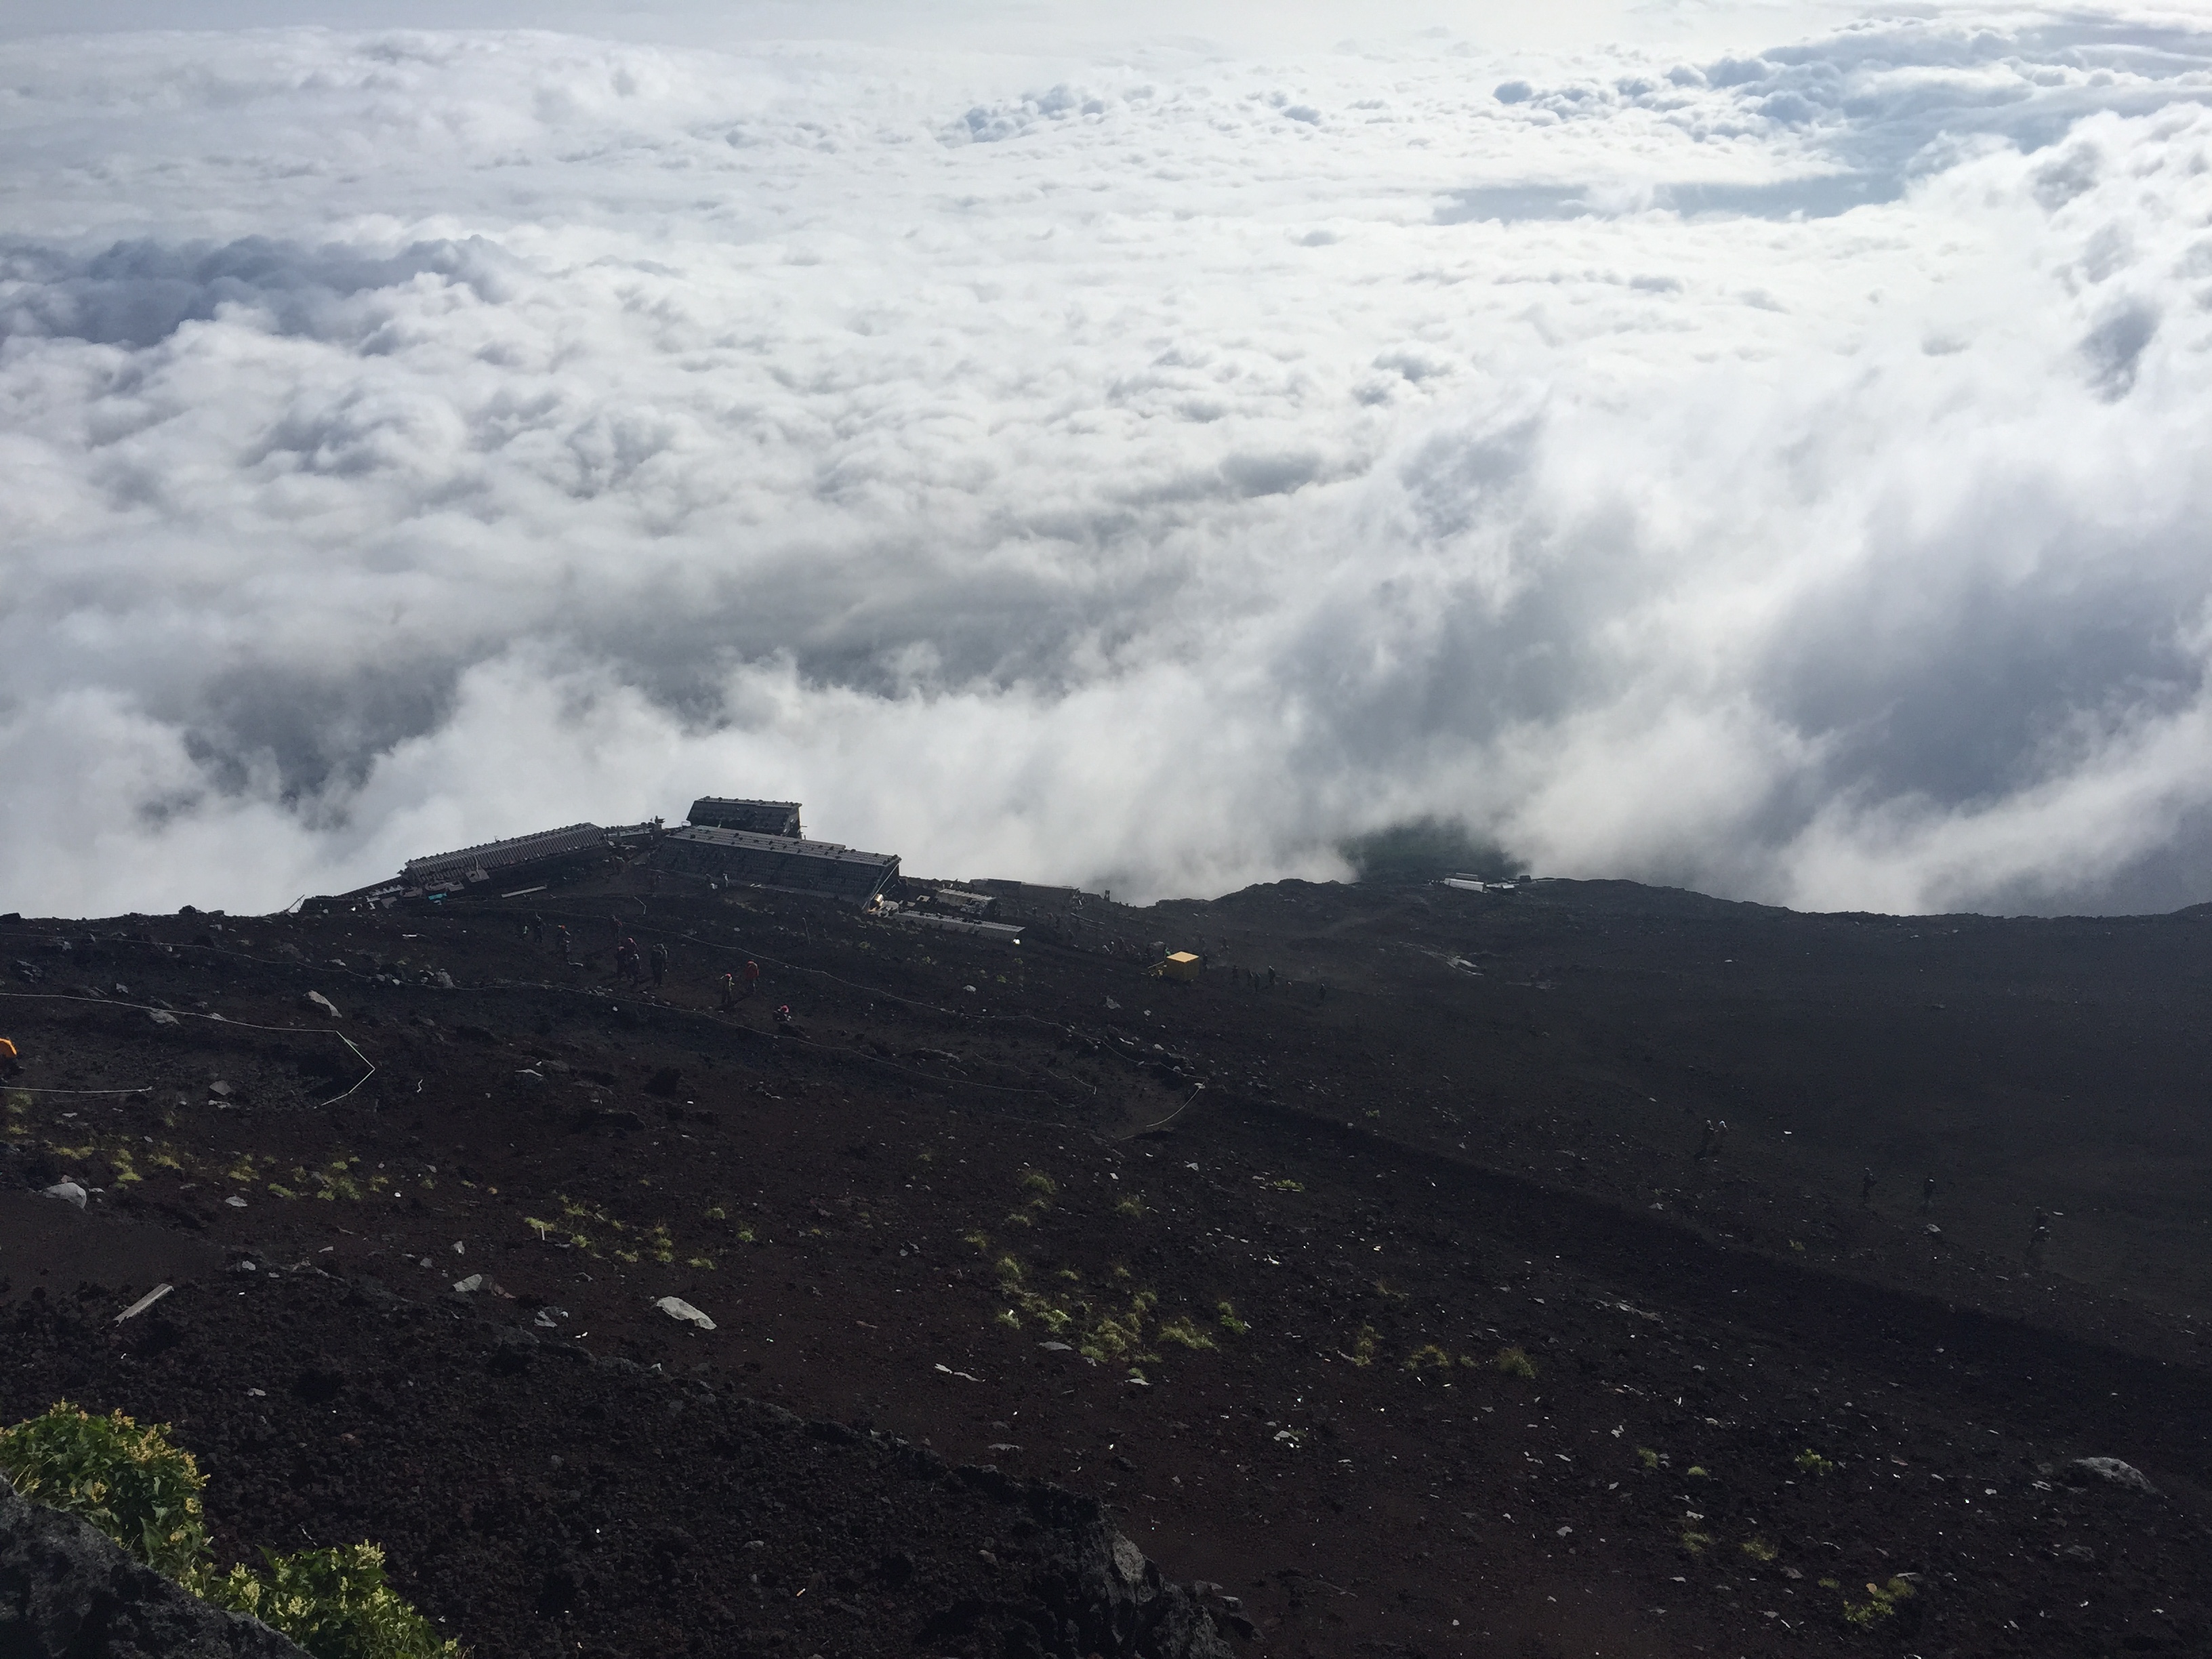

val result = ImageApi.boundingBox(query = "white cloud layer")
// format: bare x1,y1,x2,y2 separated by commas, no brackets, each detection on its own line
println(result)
5,6,2212,916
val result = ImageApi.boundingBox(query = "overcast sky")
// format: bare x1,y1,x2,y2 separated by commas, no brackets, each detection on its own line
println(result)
5,2,2212,917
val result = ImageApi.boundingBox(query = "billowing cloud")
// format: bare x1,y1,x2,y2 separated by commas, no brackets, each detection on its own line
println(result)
4,9,2212,916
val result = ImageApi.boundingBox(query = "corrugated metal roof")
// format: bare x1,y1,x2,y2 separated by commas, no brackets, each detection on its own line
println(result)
403,823,609,883
652,824,897,905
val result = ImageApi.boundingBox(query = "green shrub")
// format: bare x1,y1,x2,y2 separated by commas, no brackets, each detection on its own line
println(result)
0,1402,208,1578
205,1544,460,1659
1492,1346,1538,1380
3,1405,457,1658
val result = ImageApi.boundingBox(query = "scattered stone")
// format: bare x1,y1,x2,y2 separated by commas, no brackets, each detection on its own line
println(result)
302,991,341,1019
656,1296,716,1331
208,1081,232,1098
147,1010,179,1028
1039,1341,1073,1352
2069,1457,2158,1494
224,1195,247,1208
41,1181,87,1210
453,1274,486,1294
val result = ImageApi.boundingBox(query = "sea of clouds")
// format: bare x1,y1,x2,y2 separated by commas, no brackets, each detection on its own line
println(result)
4,5,2212,916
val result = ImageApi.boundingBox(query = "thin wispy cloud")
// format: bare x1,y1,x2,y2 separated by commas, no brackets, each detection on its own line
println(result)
3,9,2211,915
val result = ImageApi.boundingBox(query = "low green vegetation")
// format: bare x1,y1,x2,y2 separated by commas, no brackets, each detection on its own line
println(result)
1842,1576,1918,1626
207,1545,458,1659
1492,1345,1538,1380
0,1401,208,1578
0,1404,457,1659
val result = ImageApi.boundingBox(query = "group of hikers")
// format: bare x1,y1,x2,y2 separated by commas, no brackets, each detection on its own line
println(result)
520,909,762,1010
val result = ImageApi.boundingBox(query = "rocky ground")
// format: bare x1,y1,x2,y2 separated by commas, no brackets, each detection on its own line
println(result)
2,867,2208,1658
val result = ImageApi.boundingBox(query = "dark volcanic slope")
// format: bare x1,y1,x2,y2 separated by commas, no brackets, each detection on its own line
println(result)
1,870,2208,1659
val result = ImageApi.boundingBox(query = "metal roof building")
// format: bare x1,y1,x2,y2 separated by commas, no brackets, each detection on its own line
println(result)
651,824,897,905
402,823,614,888
687,798,803,838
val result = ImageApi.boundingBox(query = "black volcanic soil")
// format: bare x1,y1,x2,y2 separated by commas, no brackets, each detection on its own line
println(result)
3,869,2209,1658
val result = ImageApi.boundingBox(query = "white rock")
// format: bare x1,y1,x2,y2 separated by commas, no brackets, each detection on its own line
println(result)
42,1180,87,1209
224,1195,247,1208
655,1295,716,1331
452,1273,485,1294
304,991,342,1018
2071,1457,2158,1494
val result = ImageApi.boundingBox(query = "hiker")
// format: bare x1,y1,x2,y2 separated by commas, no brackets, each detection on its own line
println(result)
1921,1176,1937,1214
0,1036,18,1074
1266,966,1277,990
619,938,643,983
649,942,668,987
774,1003,793,1027
556,925,573,964
1696,1120,1716,1158
2028,1210,2051,1263
1713,1119,1728,1155
532,913,546,945
743,960,760,998
718,972,737,1012
1860,1168,1877,1206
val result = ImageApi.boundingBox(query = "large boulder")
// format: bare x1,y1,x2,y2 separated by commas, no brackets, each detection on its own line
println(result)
0,1471,306,1659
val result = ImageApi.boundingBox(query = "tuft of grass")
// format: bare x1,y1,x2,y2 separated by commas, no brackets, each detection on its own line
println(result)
1637,1447,1663,1471
1113,1196,1147,1219
1019,1170,1058,1197
1679,1531,1713,1557
1404,1344,1454,1372
1492,1346,1538,1380
1345,1326,1379,1368
1267,1178,1305,1193
1841,1576,1917,1626
1216,1300,1250,1336
1155,1317,1215,1351
1795,1448,1837,1477
1740,1536,1778,1563
0,1402,208,1578
1686,1465,1710,1479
